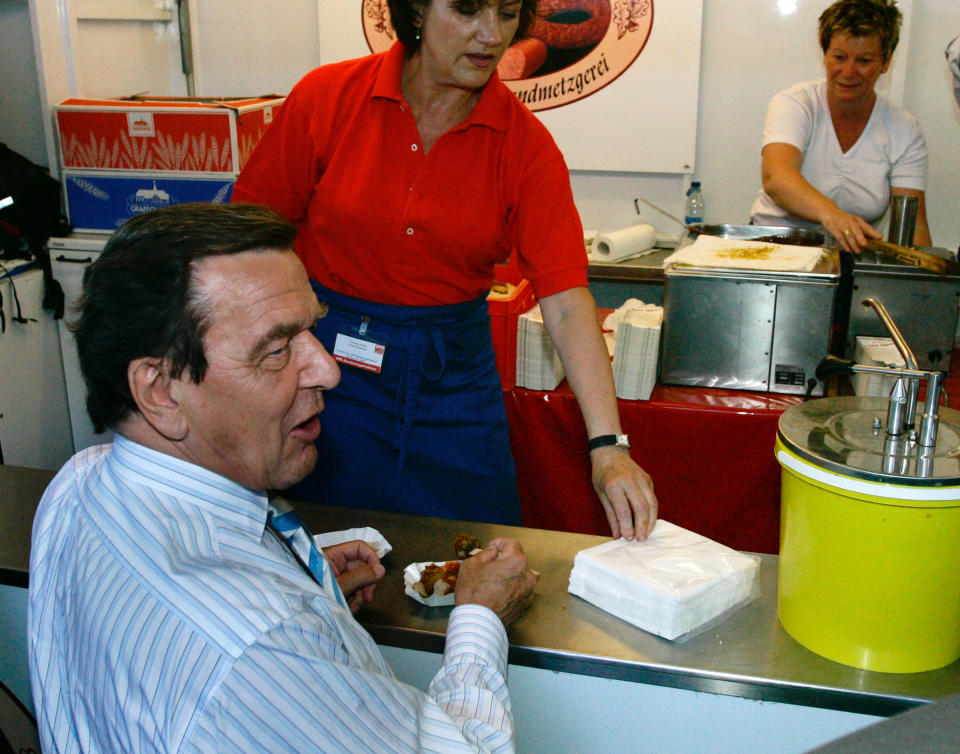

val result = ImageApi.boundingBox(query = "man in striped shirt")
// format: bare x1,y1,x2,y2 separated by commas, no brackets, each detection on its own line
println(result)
28,202,537,753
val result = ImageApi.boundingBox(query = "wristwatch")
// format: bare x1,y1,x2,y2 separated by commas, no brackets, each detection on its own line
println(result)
587,433,630,451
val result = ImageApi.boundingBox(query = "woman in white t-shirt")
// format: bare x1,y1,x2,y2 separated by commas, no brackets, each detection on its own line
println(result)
751,0,932,252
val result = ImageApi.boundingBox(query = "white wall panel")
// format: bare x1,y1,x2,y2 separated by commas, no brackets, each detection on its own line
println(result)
190,0,321,97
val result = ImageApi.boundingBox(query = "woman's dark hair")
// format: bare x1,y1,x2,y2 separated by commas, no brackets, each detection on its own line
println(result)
818,0,901,61
73,202,297,432
388,0,539,53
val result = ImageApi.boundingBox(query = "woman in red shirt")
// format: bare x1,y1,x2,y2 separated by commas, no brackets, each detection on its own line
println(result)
233,0,657,539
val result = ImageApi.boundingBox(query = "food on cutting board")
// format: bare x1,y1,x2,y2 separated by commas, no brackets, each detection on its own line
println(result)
411,561,460,598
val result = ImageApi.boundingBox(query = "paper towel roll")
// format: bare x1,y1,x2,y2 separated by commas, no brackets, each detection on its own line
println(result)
593,223,657,263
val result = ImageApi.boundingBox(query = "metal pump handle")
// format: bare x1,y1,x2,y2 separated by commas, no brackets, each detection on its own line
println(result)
862,298,921,430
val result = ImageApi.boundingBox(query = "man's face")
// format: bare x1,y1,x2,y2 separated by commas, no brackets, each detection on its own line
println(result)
170,249,340,490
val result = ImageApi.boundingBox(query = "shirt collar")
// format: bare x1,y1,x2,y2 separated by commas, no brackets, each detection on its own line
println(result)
372,41,511,132
108,434,269,539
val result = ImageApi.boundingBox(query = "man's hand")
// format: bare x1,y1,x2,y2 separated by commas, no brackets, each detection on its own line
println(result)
454,538,537,626
590,446,658,541
323,540,385,614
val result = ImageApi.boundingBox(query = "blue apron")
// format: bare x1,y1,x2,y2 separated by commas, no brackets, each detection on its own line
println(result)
285,281,521,525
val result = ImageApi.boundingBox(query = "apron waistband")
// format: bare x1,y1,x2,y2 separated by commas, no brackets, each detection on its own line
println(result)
310,281,488,328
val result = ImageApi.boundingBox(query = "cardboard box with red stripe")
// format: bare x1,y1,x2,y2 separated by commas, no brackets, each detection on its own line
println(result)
55,95,284,174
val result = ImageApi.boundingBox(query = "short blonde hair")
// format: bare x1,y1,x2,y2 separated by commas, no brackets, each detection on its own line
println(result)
818,0,901,61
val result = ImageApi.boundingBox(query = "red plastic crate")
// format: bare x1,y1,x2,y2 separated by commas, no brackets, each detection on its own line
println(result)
488,279,536,391
55,95,284,174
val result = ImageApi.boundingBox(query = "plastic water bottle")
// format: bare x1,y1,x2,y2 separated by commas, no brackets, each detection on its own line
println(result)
684,181,705,225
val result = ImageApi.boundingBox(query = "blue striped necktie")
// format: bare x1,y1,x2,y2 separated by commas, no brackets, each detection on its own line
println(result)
266,497,347,608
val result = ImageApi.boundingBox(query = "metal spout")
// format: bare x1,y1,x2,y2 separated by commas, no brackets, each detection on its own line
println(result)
863,298,920,429
886,378,907,436
919,371,943,448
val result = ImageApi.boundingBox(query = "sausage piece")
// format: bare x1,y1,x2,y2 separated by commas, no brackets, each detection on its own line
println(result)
497,38,549,80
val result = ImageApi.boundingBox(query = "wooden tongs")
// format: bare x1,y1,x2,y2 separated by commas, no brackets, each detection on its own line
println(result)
850,239,959,275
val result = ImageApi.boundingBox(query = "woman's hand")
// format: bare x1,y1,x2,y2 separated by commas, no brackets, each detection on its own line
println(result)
538,287,659,541
323,540,386,614
590,445,658,541
820,206,881,252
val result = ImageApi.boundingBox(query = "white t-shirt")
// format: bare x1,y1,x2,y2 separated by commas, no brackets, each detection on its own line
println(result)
750,79,927,232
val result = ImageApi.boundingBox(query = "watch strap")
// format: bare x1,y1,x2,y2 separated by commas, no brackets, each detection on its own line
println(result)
588,433,630,451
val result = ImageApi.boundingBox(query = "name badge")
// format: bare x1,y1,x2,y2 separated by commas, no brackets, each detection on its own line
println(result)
332,316,386,373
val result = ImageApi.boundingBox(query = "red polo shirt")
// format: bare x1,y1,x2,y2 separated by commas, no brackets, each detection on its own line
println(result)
233,42,587,306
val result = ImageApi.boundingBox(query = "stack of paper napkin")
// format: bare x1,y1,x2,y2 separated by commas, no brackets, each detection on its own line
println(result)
609,302,663,400
852,336,906,397
515,304,565,390
568,520,760,640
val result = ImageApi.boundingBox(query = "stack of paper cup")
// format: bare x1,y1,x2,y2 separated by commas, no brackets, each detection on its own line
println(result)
612,305,663,400
515,304,565,391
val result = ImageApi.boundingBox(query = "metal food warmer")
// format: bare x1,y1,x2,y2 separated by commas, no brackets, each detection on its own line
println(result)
843,245,960,372
659,227,840,397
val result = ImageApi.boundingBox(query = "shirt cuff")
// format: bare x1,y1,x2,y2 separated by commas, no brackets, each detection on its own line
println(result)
445,604,509,674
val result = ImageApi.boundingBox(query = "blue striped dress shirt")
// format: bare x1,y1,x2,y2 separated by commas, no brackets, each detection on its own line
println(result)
28,436,515,752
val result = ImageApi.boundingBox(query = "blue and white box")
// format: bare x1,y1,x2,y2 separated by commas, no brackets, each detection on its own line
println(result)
63,169,235,233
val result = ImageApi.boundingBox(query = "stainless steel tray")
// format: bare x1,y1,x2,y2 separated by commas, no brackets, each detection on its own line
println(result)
684,224,826,247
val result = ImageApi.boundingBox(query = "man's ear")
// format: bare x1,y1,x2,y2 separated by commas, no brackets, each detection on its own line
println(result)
128,357,188,441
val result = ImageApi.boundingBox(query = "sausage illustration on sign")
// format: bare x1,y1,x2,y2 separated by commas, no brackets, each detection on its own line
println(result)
528,0,611,50
497,0,612,81
498,38,549,80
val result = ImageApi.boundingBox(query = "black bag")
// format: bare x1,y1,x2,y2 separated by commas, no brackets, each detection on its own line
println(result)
0,143,72,317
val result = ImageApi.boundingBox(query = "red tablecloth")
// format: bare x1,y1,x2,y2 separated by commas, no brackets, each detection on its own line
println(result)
505,382,801,554
506,350,960,554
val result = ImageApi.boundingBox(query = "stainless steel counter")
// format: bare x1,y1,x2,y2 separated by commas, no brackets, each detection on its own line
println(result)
586,247,671,283
3,464,959,718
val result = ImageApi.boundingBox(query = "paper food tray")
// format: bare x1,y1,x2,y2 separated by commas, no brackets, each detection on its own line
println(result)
313,527,392,559
404,561,461,607
568,520,759,640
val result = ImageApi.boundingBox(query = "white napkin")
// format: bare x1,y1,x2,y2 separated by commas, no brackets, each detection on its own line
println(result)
569,520,759,640
313,527,392,559
663,235,823,272
602,298,657,334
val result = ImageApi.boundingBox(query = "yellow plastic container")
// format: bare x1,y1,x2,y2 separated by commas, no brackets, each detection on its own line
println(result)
776,436,960,673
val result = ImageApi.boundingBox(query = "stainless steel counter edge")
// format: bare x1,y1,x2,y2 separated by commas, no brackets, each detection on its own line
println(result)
365,624,927,717
3,464,958,717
